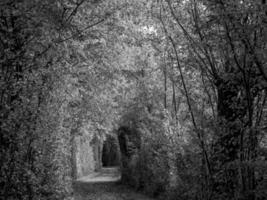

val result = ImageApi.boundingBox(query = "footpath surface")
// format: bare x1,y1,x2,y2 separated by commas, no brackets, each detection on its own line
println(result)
73,167,155,200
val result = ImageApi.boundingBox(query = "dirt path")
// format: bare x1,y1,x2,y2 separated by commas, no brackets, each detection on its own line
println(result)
73,167,155,200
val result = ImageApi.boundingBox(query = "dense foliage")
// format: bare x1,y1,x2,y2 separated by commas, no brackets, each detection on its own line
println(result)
0,0,122,199
117,0,267,199
1,0,266,200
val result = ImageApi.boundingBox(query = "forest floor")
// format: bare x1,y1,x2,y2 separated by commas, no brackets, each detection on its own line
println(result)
73,167,155,200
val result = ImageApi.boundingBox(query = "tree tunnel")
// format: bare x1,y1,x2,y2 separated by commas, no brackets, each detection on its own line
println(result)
101,126,141,169
73,126,141,180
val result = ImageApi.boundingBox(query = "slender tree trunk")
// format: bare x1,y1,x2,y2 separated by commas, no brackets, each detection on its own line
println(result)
164,65,167,109
172,80,178,121
71,128,77,179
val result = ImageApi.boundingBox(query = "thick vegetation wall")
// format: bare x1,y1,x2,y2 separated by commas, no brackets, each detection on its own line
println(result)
118,99,267,200
0,1,107,198
74,133,103,178
118,107,176,198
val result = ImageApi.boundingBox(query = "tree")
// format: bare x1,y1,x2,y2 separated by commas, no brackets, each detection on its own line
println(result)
156,0,267,199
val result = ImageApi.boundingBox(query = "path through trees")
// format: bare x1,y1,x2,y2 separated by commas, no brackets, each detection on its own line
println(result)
73,167,155,200
1,0,266,200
